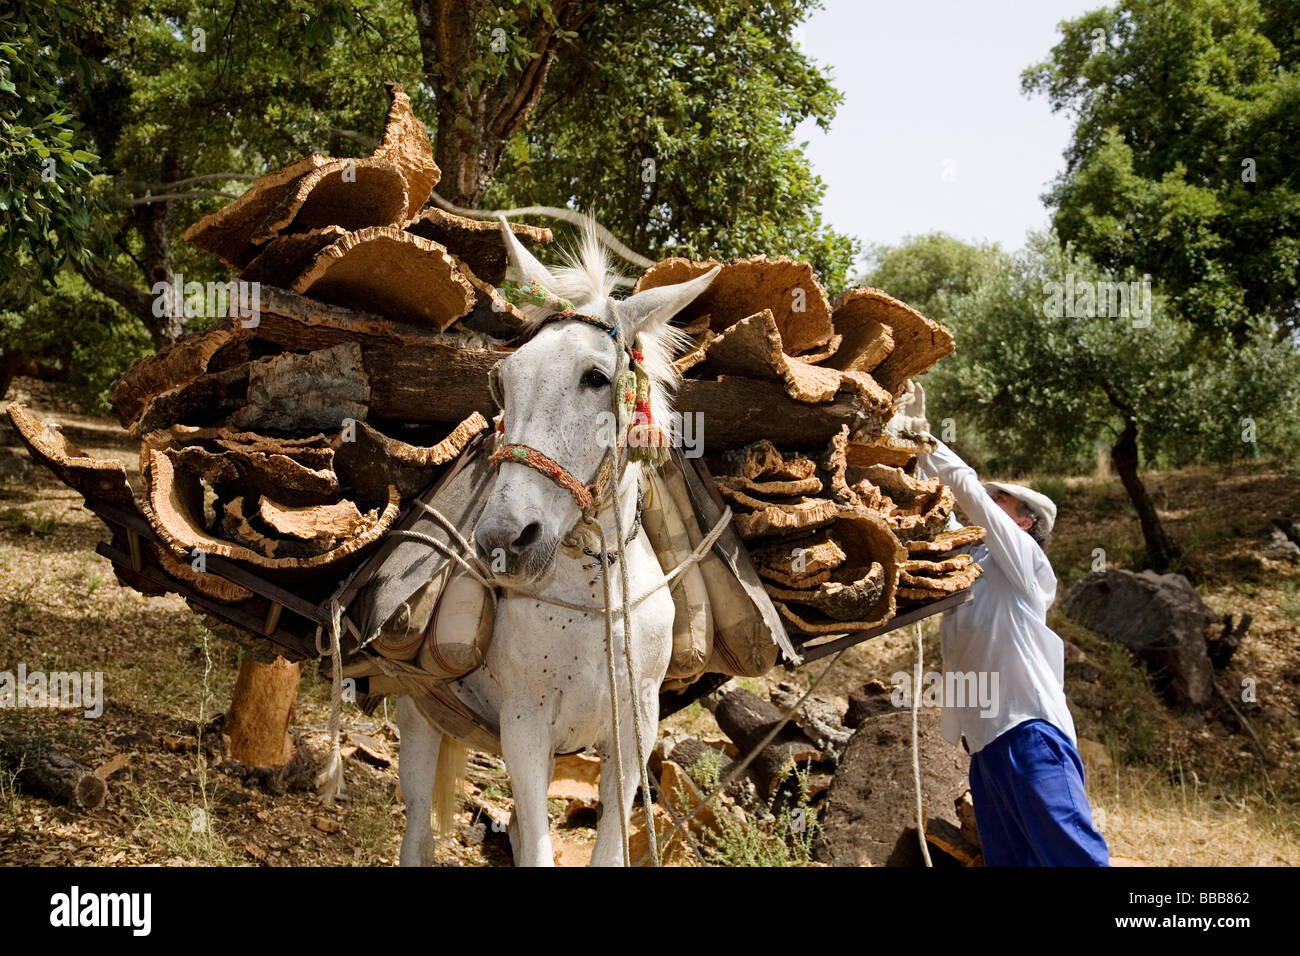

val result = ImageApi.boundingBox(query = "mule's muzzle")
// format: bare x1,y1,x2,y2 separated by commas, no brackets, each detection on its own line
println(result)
474,508,557,582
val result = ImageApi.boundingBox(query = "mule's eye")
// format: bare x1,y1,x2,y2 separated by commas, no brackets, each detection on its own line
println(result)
580,368,610,389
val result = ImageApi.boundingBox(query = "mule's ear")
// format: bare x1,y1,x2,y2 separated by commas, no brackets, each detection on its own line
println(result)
499,216,555,290
618,266,720,336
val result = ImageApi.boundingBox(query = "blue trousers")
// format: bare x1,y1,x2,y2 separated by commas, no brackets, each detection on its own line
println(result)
969,719,1110,866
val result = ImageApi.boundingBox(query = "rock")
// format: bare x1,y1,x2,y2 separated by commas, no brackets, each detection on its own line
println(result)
1076,737,1112,772
813,705,969,867
1062,570,1217,708
844,679,897,728
0,452,33,480
769,681,852,761
1260,528,1300,563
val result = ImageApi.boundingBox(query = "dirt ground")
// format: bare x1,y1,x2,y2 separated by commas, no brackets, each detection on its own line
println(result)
1,379,1297,866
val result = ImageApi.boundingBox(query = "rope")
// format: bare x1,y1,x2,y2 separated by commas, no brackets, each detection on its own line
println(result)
428,192,653,272
394,501,732,618
611,470,659,865
632,647,849,867
314,597,346,804
912,621,933,867
597,521,632,866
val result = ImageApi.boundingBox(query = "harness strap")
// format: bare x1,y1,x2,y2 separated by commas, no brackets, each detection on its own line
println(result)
489,441,616,517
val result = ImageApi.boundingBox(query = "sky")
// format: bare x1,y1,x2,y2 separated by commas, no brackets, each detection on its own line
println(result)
793,0,1102,262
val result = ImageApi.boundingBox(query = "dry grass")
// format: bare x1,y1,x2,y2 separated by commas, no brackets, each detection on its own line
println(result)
2,379,1297,865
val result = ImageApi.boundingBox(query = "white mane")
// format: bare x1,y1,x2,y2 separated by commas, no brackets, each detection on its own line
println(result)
515,221,690,435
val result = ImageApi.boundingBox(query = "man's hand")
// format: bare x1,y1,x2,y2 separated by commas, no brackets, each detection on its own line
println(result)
892,381,931,439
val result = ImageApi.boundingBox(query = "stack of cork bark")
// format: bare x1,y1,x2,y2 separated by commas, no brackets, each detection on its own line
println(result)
7,83,982,684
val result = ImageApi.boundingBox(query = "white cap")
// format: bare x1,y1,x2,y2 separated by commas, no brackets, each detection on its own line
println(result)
983,481,1056,534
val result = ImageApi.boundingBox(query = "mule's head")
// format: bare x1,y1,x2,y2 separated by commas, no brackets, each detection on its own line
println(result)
473,222,717,583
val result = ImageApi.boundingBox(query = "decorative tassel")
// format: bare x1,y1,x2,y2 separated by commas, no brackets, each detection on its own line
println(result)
625,360,671,466
615,369,637,433
499,279,575,314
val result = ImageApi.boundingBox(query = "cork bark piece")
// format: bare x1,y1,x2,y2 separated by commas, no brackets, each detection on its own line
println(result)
720,440,817,482
888,484,955,541
827,288,896,372
764,562,886,622
752,531,848,578
819,425,853,505
258,498,366,543
633,256,835,355
906,525,987,554
7,403,135,506
836,369,894,417
791,335,842,364
714,474,823,498
163,443,341,507
448,254,527,338
701,310,843,403
233,342,371,434
834,287,954,396
142,447,400,571
331,413,488,499
250,157,409,245
897,563,983,599
292,226,475,330
240,226,349,286
181,154,333,269
672,331,715,375
405,208,552,286
846,433,933,469
109,325,250,431
757,566,831,589
774,509,904,634
901,553,974,575
732,498,839,540
851,463,943,512
371,83,440,219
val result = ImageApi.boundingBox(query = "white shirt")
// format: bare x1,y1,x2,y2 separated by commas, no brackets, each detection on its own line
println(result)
914,440,1077,754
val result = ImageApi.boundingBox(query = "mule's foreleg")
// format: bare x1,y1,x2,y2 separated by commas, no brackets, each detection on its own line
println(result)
590,693,659,868
396,695,442,867
499,705,556,866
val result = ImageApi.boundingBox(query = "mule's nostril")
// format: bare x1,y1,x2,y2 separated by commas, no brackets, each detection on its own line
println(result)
513,521,541,552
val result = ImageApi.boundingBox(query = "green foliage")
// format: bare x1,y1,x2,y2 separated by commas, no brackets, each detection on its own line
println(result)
1023,0,1300,337
0,0,106,284
678,748,821,866
863,232,1009,322
489,0,859,291
0,270,152,409
914,232,1300,476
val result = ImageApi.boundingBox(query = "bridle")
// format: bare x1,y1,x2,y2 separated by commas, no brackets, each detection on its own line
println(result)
487,291,665,529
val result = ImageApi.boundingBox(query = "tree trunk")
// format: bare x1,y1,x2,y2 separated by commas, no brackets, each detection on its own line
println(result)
224,654,302,768
0,729,108,809
1111,415,1181,573
413,0,596,206
0,352,23,402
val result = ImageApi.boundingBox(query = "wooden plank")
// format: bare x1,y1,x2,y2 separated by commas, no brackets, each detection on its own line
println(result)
925,816,983,866
95,542,317,661
86,498,329,625
795,588,972,663
659,672,731,720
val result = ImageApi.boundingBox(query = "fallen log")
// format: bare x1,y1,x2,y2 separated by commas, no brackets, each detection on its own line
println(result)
0,729,108,809
711,686,823,796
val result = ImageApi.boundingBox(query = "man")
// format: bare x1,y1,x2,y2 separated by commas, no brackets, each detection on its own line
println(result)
907,386,1110,866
